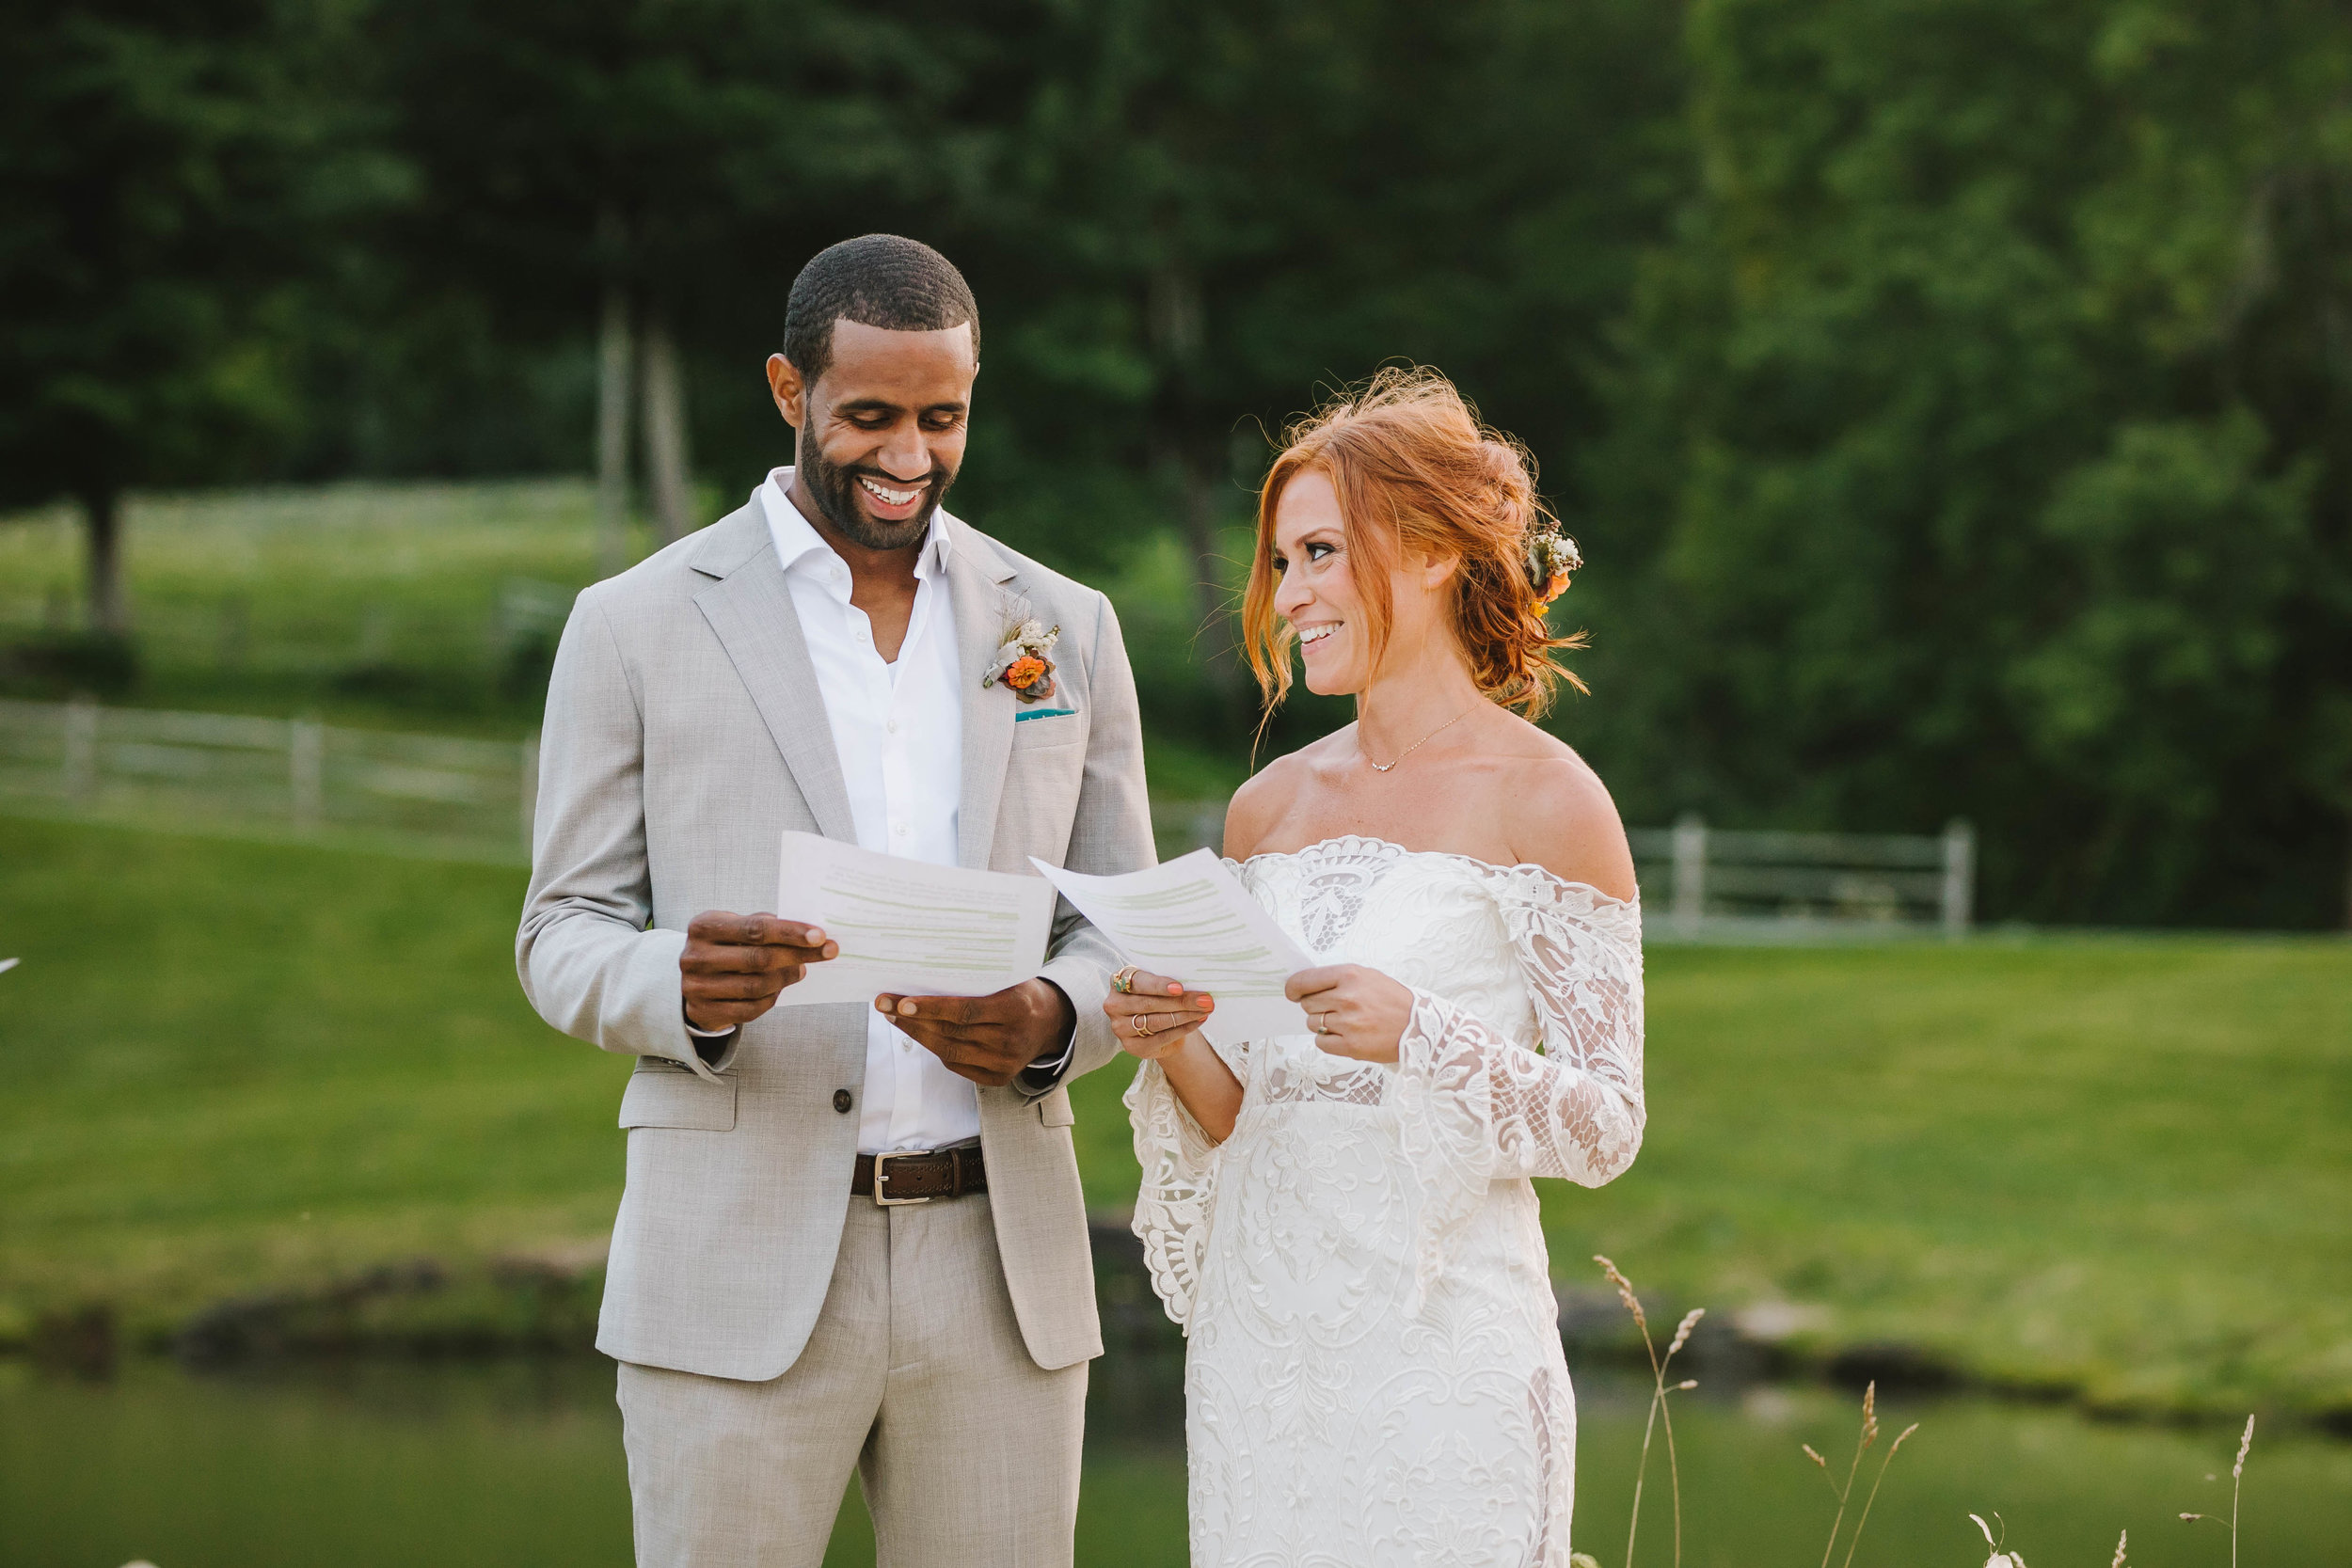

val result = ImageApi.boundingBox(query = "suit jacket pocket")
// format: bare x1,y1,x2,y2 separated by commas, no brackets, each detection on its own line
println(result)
1009,709,1085,751
619,1063,739,1131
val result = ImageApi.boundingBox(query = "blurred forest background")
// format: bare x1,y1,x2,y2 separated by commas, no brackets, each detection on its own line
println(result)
4,0,2350,930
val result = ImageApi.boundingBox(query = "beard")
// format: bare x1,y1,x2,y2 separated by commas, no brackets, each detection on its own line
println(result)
796,426,955,551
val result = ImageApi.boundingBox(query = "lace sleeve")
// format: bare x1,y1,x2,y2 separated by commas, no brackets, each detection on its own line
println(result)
1391,876,1645,1308
1124,1037,1251,1330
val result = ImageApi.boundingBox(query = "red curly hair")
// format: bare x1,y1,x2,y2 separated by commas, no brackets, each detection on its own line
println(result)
1242,367,1586,721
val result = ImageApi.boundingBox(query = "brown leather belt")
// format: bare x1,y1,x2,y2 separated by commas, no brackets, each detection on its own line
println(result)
852,1146,986,1205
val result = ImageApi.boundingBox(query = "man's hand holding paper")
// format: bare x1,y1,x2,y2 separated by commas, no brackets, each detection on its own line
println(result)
680,912,840,1033
758,831,1073,1086
771,831,1057,1003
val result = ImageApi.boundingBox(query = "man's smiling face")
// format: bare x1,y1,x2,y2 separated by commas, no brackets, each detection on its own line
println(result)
769,318,977,552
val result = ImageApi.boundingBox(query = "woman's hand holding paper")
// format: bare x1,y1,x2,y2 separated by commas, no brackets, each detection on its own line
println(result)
1104,970,1217,1060
1104,970,1241,1142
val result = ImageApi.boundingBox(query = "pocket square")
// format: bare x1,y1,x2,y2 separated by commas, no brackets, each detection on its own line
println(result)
1013,706,1077,722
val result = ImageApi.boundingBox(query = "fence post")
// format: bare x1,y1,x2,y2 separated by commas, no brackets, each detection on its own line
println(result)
1672,812,1708,930
291,718,324,831
63,697,100,800
519,732,540,852
1941,818,1976,939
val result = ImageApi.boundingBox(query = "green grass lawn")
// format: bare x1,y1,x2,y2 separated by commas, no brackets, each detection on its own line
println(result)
4,816,2347,1424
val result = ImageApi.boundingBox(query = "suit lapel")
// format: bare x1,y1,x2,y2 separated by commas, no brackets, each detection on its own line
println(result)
946,519,1019,870
690,505,859,845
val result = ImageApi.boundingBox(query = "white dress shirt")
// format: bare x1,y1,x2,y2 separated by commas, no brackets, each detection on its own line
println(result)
759,469,980,1153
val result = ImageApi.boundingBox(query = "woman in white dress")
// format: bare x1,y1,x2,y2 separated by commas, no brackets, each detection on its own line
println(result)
1104,369,1645,1568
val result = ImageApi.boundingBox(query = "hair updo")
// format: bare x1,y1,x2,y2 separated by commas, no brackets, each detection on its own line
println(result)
1241,367,1588,720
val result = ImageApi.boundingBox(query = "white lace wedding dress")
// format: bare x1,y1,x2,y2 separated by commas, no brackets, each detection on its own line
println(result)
1125,836,1645,1568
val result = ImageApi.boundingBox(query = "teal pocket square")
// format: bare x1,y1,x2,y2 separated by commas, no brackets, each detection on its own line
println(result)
1013,707,1077,722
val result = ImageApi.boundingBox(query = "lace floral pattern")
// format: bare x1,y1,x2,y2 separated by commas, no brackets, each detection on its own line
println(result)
1122,836,1645,1567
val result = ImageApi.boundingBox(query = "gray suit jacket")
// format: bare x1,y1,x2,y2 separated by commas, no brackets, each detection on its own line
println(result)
517,500,1155,1381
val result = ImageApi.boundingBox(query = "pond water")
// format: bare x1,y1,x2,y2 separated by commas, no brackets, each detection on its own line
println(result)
3,1355,2346,1567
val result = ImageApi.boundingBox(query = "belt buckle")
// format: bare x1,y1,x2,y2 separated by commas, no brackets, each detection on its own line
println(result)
871,1150,931,1207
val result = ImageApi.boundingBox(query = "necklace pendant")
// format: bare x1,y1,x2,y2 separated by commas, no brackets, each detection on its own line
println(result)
1369,760,1395,773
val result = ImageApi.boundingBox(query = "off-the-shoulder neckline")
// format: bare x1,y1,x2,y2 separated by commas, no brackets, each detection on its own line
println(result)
1234,833,1639,911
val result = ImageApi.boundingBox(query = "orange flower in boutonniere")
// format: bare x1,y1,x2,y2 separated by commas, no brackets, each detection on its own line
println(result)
983,616,1060,703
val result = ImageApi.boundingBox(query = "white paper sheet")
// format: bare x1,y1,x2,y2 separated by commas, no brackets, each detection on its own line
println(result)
1028,848,1315,1046
772,832,1056,1006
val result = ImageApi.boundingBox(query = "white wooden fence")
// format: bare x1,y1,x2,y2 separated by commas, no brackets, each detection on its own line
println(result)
0,698,538,858
1153,802,1975,936
1629,814,1975,937
1,701,1975,934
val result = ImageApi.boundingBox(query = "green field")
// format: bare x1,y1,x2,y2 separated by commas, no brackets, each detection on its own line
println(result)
4,816,2345,1424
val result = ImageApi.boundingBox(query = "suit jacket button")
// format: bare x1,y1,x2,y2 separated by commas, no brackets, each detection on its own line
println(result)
833,1089,853,1114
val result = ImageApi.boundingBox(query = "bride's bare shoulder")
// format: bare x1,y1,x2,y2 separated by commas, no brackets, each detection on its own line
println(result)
1491,723,1639,903
1222,730,1351,861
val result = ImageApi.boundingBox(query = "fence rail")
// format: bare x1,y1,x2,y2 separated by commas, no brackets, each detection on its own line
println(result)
1627,814,1975,936
1,697,538,857
1153,801,1972,936
2,701,1975,935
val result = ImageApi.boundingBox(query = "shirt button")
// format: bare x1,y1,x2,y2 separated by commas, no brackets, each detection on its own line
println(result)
893,823,907,837
886,719,898,733
832,1089,852,1114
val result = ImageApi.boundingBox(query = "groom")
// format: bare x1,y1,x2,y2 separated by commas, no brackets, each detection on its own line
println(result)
518,234,1154,1567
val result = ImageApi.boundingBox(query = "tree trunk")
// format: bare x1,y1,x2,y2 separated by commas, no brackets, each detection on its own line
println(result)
596,277,635,578
639,305,694,545
1148,258,1248,721
82,487,125,634
1175,445,1244,695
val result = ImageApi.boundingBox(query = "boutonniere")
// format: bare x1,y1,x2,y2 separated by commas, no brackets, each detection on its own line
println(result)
983,615,1060,703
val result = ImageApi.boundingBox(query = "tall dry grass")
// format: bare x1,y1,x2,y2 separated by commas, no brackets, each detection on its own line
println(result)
1576,1259,2265,1568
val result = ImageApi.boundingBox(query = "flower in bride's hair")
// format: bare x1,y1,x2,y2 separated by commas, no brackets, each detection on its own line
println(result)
1527,530,1582,607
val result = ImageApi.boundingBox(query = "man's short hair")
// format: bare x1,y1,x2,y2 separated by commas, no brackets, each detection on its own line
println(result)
782,234,980,386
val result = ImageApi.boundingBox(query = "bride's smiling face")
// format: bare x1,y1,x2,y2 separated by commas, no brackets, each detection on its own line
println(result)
1270,469,1453,696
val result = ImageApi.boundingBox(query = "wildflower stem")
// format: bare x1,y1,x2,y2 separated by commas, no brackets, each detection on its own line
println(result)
1661,1389,1684,1568
1818,1384,1872,1568
2230,1422,2248,1568
1836,1424,1915,1568
1626,1383,1660,1568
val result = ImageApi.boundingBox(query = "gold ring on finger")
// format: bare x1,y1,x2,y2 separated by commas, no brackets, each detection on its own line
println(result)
1132,1013,1152,1037
1111,965,1140,995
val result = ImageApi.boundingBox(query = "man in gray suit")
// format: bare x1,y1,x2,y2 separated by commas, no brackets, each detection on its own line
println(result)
518,234,1158,1567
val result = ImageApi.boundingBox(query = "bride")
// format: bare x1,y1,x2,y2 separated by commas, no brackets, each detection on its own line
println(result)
1104,369,1645,1567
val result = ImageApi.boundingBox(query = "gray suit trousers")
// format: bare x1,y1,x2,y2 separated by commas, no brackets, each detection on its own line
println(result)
617,1192,1087,1568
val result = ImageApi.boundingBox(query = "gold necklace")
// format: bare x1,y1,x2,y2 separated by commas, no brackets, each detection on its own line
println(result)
1361,704,1477,773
